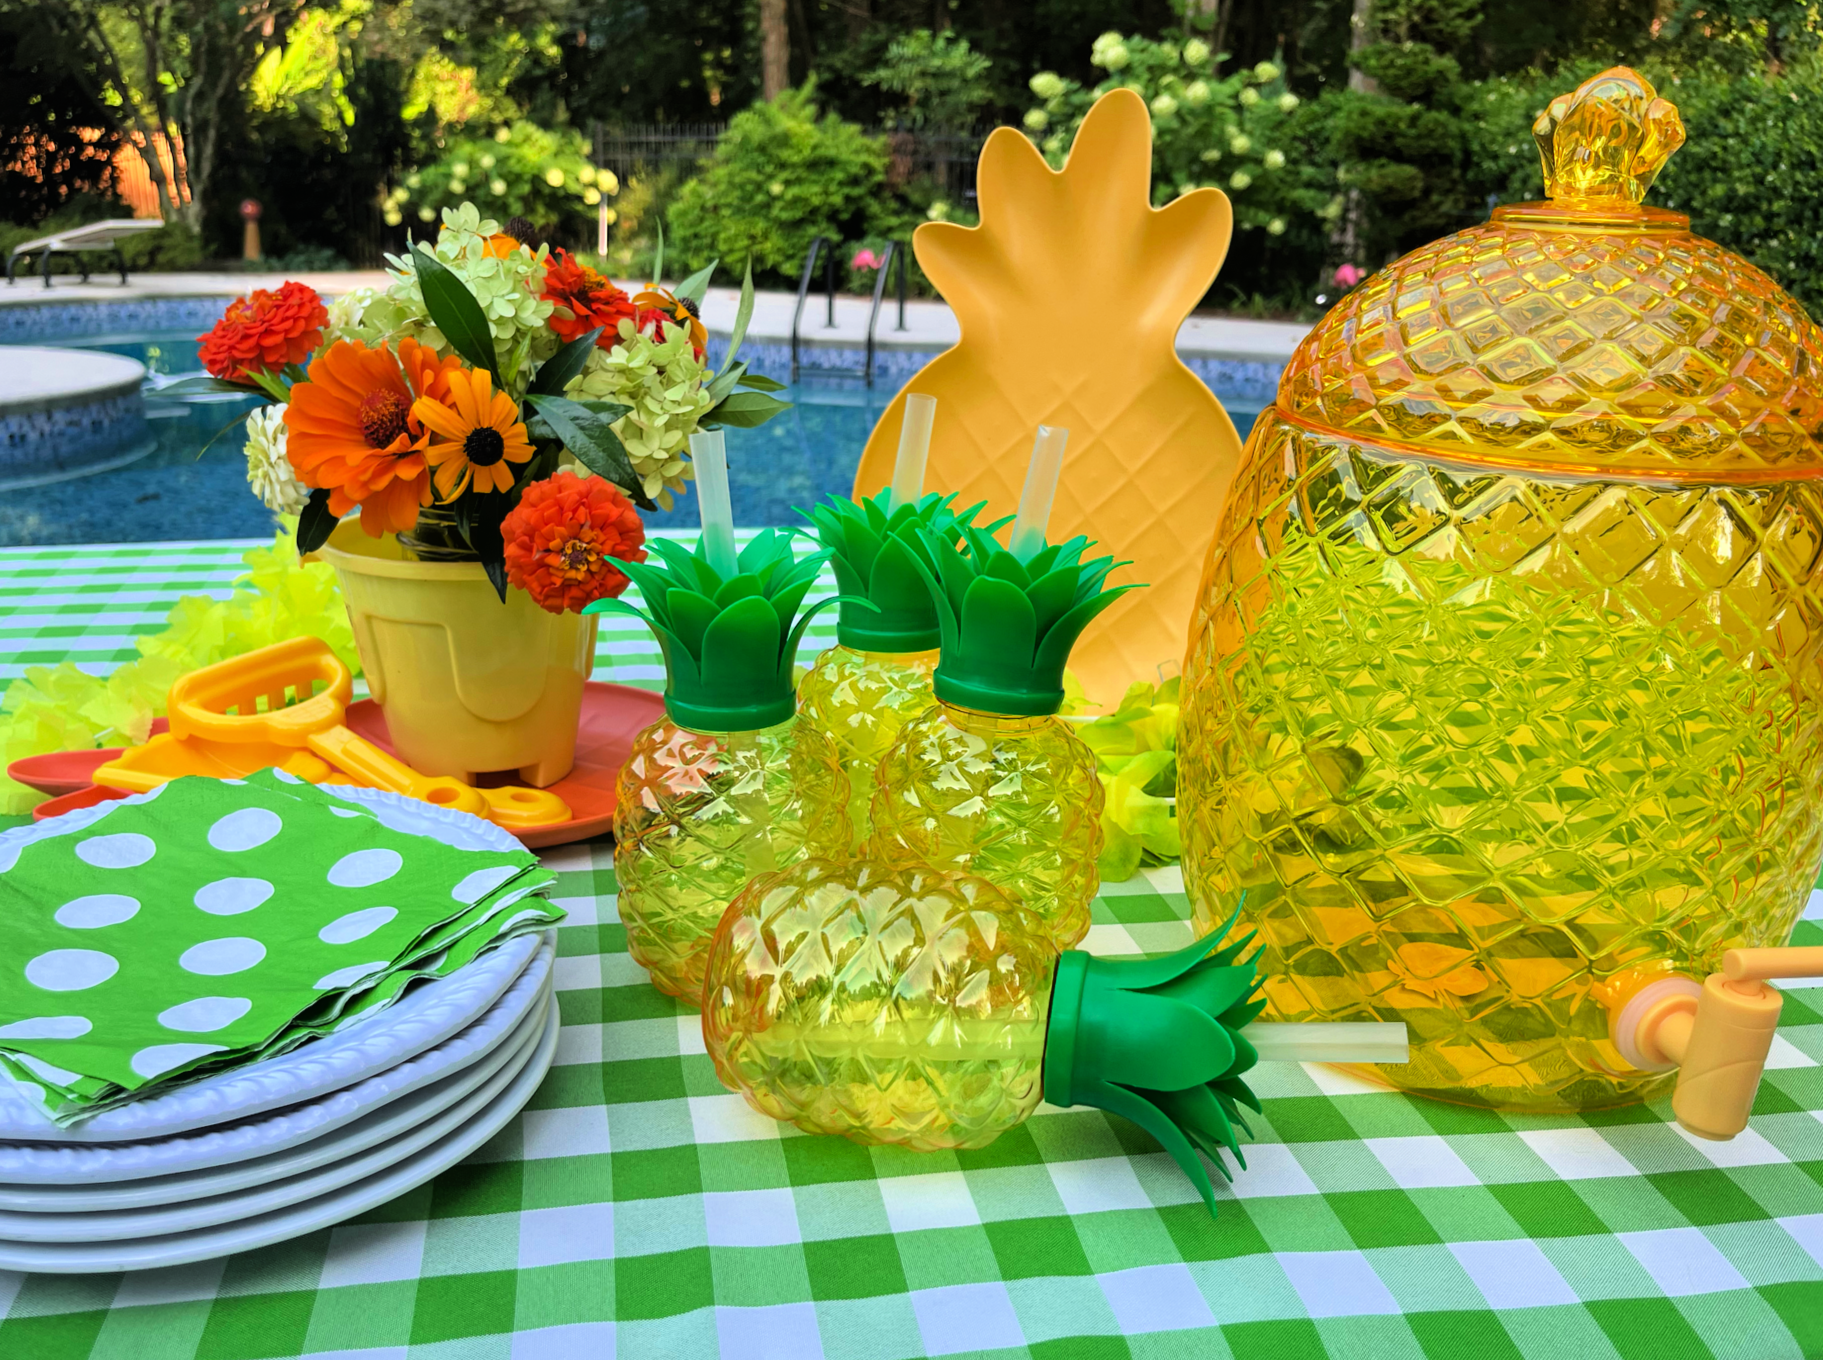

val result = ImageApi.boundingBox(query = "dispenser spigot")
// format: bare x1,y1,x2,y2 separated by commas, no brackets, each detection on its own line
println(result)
1606,947,1823,1141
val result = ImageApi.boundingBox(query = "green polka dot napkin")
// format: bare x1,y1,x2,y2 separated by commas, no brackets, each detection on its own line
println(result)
0,771,563,1126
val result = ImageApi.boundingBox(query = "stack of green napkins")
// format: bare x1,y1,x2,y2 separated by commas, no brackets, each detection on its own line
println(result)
0,771,563,1127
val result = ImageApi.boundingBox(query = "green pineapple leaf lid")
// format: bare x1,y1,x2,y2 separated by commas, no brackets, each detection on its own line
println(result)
584,527,837,731
910,519,1141,717
1043,906,1266,1215
799,489,987,653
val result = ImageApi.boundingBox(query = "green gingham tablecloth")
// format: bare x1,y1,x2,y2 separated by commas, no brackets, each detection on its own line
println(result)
2,538,1823,1360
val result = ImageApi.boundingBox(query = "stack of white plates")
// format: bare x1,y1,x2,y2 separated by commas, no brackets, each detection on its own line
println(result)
0,790,561,1274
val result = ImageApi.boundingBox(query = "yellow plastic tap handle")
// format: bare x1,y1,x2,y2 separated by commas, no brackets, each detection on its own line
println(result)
1609,944,1823,1142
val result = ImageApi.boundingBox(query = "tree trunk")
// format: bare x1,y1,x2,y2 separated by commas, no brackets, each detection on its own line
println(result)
1349,0,1377,94
760,0,788,101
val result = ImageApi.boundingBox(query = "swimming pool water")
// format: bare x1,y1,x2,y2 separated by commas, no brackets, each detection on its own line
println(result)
1,331,1261,546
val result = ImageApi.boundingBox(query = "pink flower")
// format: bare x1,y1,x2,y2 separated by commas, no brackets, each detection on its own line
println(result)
1333,263,1364,288
851,248,883,271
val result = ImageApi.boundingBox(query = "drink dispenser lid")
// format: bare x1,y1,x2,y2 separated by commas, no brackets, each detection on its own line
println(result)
1278,66,1823,479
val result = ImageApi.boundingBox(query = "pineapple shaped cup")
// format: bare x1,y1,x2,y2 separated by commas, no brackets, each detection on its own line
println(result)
851,88,1240,708
705,859,1276,1211
799,394,983,845
586,523,851,1005
798,472,995,843
870,491,1138,949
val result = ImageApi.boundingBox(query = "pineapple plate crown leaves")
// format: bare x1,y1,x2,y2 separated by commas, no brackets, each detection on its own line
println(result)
910,518,1141,717
1043,905,1266,1214
800,490,990,653
585,528,836,732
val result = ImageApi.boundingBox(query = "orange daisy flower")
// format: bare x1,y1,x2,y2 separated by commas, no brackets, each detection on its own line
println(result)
284,340,451,536
633,284,707,357
412,368,535,500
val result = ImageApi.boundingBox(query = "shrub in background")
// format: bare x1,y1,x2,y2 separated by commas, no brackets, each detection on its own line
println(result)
863,29,995,129
666,85,889,284
394,120,614,243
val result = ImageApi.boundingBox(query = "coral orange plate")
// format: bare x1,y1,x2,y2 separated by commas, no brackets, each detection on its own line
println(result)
18,683,663,849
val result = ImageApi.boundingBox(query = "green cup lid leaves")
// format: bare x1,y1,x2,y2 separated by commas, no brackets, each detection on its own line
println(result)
909,518,1141,717
1043,904,1266,1215
799,489,986,653
585,528,837,732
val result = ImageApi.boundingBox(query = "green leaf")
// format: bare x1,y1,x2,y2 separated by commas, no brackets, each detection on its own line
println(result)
158,375,262,399
702,360,746,409
677,259,717,304
529,327,606,395
413,246,499,381
736,372,787,392
720,260,756,375
703,390,791,430
651,220,665,286
523,393,648,505
296,489,338,555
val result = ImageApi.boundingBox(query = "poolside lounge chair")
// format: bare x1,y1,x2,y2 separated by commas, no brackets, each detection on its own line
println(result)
6,218,167,288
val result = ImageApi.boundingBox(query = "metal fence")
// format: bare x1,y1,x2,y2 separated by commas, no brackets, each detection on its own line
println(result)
590,122,990,208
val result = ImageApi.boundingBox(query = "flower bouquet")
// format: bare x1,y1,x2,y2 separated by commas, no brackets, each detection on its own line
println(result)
169,207,791,790
184,206,788,614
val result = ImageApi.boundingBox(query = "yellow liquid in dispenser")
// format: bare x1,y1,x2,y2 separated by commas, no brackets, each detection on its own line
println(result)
1182,417,1823,1110
1177,68,1823,1112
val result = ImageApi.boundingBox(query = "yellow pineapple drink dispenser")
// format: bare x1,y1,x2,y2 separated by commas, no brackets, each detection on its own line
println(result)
1178,68,1823,1113
585,432,850,1006
799,395,983,844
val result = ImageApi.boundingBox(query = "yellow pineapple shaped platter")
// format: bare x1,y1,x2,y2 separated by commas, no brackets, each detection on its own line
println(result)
852,89,1240,708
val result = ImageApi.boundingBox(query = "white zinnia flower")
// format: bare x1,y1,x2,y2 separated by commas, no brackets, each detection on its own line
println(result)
244,405,307,515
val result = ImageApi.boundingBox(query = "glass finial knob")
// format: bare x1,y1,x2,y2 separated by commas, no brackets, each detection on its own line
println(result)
1533,66,1685,205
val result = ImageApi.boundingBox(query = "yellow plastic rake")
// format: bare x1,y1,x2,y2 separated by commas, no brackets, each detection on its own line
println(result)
95,637,570,833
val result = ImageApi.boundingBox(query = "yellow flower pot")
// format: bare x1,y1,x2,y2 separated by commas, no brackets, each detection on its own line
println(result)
318,523,597,788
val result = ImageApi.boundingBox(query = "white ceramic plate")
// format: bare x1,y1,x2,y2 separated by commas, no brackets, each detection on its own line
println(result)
0,935,551,1178
0,978,549,1212
0,995,558,1270
0,785,538,1144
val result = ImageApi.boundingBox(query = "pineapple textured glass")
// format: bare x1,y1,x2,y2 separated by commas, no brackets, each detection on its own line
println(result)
703,859,1054,1150
612,719,850,1005
871,703,1103,949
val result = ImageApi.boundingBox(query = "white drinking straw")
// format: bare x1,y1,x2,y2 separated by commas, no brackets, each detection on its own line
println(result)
1007,424,1070,561
1239,1022,1409,1064
888,393,937,512
690,428,738,578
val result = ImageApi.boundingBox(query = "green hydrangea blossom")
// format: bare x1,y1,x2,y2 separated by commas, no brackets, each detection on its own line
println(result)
564,318,713,508
333,205,558,394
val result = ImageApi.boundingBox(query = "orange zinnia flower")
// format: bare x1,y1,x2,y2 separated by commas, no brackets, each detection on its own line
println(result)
633,284,707,358
502,471,647,614
198,281,327,382
542,249,636,347
412,368,535,500
283,340,449,536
